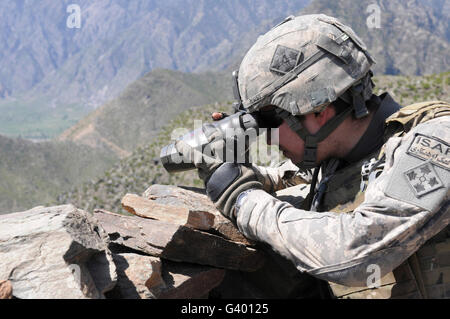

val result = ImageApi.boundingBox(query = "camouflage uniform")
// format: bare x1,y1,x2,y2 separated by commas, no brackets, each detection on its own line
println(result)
179,14,449,298
237,102,450,298
228,14,450,298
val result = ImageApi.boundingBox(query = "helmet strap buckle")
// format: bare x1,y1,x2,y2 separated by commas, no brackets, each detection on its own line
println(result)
302,146,318,169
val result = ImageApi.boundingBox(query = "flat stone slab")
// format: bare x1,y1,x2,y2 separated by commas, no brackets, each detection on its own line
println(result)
0,205,117,299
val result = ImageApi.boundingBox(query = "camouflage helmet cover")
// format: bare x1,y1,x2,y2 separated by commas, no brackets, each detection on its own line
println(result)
238,14,376,116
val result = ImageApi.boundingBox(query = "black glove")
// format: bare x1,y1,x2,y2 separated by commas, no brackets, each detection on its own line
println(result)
175,119,262,220
205,163,263,221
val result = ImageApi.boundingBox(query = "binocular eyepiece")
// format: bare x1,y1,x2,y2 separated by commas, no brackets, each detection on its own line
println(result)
160,111,263,173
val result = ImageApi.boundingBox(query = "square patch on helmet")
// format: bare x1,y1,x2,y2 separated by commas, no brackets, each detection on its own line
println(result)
270,45,303,75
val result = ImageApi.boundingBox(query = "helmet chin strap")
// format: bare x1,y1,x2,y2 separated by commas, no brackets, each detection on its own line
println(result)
273,74,373,169
276,106,353,169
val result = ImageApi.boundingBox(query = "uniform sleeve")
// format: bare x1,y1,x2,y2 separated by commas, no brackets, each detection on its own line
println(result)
253,160,312,193
236,118,450,287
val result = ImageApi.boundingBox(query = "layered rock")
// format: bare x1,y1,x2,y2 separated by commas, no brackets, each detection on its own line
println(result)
0,185,267,299
0,205,116,299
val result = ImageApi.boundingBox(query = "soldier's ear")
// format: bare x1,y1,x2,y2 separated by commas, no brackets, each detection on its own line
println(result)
315,105,336,126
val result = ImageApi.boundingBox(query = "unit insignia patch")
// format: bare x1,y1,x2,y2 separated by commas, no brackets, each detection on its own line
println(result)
403,162,444,198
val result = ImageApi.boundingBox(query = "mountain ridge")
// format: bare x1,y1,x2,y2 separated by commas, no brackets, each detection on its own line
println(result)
57,68,234,157
0,0,310,137
300,0,450,75
2,0,449,139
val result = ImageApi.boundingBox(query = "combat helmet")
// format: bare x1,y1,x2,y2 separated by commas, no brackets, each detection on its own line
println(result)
232,14,376,168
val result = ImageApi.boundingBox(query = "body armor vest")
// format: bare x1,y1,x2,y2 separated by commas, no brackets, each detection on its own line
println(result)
314,101,450,299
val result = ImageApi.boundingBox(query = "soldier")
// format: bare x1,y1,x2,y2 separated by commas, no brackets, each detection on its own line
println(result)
176,14,450,298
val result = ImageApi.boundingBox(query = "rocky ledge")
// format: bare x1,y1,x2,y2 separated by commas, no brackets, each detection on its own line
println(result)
0,184,321,299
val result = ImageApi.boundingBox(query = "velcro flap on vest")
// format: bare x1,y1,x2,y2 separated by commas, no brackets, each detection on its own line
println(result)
386,101,450,127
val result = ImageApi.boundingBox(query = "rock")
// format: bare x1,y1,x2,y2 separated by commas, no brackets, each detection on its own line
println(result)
0,205,117,299
0,280,12,299
143,185,217,212
210,249,329,299
107,253,163,299
94,209,264,272
87,251,118,295
149,260,225,299
143,185,254,245
121,193,215,231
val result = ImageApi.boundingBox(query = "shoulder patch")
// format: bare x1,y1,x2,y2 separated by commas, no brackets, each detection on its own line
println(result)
384,133,449,212
407,134,450,170
404,161,444,197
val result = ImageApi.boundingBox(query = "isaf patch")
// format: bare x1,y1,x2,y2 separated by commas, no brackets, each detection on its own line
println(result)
384,133,449,212
404,162,444,198
270,45,303,75
407,134,450,170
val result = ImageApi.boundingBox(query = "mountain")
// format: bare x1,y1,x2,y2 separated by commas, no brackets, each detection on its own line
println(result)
56,102,230,213
58,69,233,157
56,72,450,213
0,68,235,213
0,0,310,139
2,0,448,139
0,135,117,214
300,0,450,76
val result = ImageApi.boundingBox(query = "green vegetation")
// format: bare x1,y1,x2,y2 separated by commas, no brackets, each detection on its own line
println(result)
373,72,449,105
0,136,117,214
56,102,232,213
0,97,90,139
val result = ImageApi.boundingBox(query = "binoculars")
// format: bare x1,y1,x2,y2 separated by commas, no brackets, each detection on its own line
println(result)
160,111,263,173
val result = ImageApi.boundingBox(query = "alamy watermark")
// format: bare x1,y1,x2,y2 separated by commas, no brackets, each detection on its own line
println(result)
169,120,280,167
366,263,381,288
366,263,382,299
67,4,81,29
366,3,381,29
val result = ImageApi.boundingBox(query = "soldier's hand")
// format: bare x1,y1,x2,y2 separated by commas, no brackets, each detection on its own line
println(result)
204,162,263,221
211,112,229,121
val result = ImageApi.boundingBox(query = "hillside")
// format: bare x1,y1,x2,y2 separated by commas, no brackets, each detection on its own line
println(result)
373,72,450,105
2,0,449,139
0,136,117,214
56,102,232,213
0,68,239,214
301,0,450,76
56,72,450,213
2,64,448,215
0,0,310,139
58,69,234,156
57,100,280,213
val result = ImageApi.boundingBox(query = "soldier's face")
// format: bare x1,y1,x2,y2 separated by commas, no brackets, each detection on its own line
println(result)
269,112,329,164
276,120,306,163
